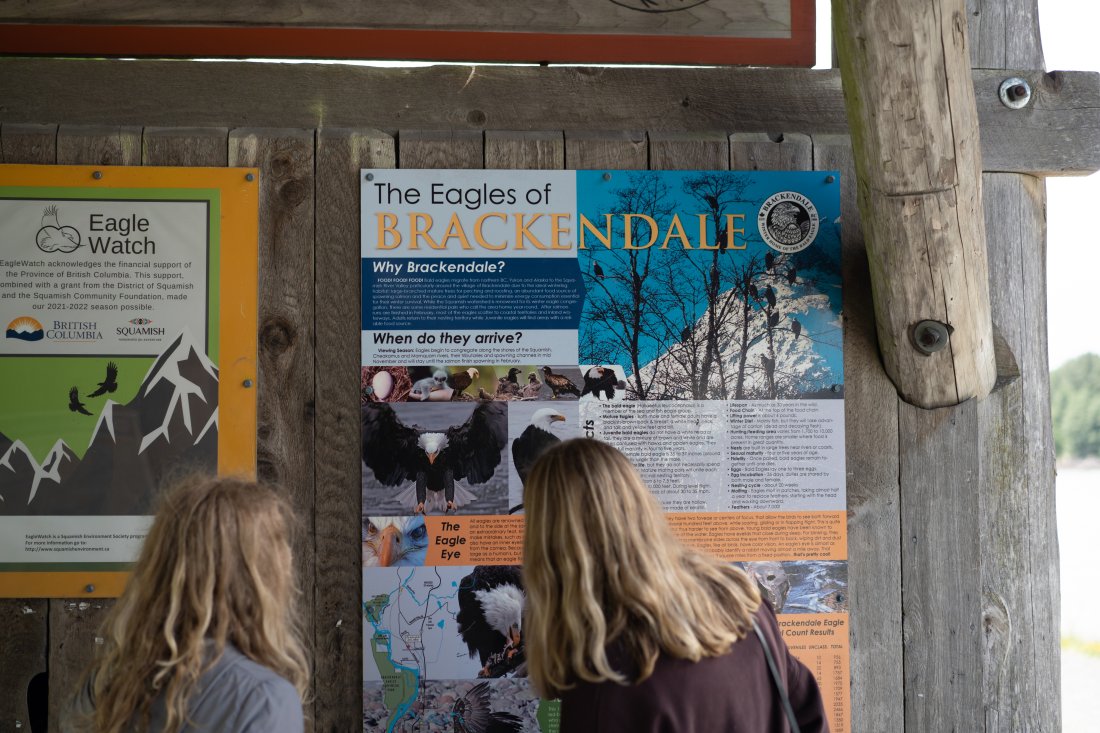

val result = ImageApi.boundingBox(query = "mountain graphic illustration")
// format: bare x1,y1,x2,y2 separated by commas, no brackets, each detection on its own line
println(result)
0,330,219,516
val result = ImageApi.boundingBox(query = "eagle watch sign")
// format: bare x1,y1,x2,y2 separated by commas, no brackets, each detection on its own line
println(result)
359,169,850,733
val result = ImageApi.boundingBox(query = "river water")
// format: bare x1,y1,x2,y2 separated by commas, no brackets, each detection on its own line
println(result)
1057,468,1100,730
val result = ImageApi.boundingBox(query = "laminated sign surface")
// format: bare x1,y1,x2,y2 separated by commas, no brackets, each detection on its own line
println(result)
361,169,848,732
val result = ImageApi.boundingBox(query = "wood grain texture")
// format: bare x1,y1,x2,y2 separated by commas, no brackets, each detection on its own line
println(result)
566,131,647,170
399,130,482,169
899,399,984,733
142,127,228,166
48,599,112,731
56,125,140,167
813,134,903,733
228,129,316,721
835,0,995,407
978,173,1058,731
648,131,729,170
1,122,56,164
0,0,793,36
0,122,55,730
1,61,1095,176
314,128,394,733
485,131,564,170
730,132,810,170
967,0,1045,69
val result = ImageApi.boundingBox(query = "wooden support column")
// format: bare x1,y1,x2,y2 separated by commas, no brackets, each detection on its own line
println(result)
834,0,996,408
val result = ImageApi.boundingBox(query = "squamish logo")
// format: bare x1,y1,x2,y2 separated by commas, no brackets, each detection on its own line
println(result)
129,318,153,325
5,316,44,342
117,317,165,337
35,206,82,254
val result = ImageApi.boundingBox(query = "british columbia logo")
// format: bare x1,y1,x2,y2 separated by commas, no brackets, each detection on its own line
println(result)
35,205,82,253
758,192,819,254
5,316,44,341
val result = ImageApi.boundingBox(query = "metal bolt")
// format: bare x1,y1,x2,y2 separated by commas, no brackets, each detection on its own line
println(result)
84,584,95,593
998,77,1032,109
912,320,951,355
243,378,254,388
365,173,374,181
824,175,836,184
92,171,103,180
245,172,255,182
602,172,612,181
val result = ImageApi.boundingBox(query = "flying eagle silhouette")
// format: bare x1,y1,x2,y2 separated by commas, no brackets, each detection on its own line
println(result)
68,386,92,416
87,361,118,398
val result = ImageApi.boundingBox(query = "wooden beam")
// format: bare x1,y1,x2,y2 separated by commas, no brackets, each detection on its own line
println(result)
0,60,1097,177
834,0,995,408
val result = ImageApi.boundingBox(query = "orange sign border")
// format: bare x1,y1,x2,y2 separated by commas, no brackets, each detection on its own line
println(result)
0,164,258,598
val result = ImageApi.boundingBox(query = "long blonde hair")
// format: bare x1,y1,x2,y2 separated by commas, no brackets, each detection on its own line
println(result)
522,439,761,698
82,475,310,732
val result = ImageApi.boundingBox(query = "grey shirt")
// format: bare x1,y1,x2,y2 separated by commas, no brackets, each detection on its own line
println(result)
65,644,303,733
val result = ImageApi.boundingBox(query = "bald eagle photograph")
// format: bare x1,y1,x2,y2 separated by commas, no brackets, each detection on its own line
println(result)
457,565,526,679
506,403,579,513
362,402,509,515
362,516,429,567
363,678,540,733
579,364,627,401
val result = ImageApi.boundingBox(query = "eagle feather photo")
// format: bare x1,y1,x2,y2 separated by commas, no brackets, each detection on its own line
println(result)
362,402,508,515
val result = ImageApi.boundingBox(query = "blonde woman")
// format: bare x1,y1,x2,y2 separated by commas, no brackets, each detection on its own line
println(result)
65,475,309,732
523,439,828,732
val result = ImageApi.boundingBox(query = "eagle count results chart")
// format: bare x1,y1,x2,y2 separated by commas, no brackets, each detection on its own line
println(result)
360,169,849,732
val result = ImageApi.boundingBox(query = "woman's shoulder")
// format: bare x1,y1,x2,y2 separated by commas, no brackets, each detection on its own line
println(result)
191,645,303,730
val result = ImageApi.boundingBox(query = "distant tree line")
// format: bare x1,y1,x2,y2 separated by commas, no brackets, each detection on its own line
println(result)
1051,354,1100,458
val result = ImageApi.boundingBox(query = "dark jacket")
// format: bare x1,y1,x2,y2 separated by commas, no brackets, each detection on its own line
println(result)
559,602,829,733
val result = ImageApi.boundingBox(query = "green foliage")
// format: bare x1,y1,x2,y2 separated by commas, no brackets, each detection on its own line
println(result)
1051,354,1100,458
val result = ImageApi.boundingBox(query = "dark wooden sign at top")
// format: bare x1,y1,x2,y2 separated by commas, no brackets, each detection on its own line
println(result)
0,0,814,66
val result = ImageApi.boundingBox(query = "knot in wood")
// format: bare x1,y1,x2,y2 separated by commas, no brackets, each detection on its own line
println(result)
261,317,295,355
466,109,487,126
279,179,308,206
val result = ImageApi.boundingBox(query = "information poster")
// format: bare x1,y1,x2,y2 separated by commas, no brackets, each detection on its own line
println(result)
361,169,847,732
0,165,258,597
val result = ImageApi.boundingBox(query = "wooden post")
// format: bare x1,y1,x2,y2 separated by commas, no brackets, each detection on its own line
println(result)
834,0,996,408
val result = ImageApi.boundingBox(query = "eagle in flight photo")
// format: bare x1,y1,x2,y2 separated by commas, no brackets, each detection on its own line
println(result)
362,402,507,514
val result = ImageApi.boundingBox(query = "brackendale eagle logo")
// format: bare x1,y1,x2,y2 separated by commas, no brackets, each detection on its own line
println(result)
35,205,82,253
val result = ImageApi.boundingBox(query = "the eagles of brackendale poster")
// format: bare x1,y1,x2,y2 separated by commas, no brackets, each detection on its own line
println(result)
360,169,849,732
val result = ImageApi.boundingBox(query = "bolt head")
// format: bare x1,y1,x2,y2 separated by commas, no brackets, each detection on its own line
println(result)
243,378,254,388
84,584,95,593
912,319,951,355
825,175,836,184
602,172,612,181
92,171,103,180
245,172,255,182
365,173,374,181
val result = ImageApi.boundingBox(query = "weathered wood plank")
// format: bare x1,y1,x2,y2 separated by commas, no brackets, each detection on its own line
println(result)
1,61,1095,176
836,0,995,407
48,599,112,731
399,130,482,169
485,131,564,170
813,134,903,733
978,172,1058,731
649,131,728,170
314,128,393,732
566,131,647,170
0,0,793,37
967,0,1045,70
56,125,140,167
142,127,228,166
0,124,54,732
228,129,316,718
899,399,984,733
0,601,48,730
1,122,56,164
729,132,810,170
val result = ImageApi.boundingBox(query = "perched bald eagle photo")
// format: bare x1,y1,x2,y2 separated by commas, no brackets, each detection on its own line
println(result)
362,402,508,515
362,516,429,567
457,565,526,679
580,365,625,401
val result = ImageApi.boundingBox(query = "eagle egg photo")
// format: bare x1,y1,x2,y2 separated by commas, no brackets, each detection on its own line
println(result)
372,370,394,400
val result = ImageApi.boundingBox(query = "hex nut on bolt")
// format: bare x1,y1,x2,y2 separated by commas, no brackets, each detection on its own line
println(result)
912,320,951,355
999,77,1032,109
